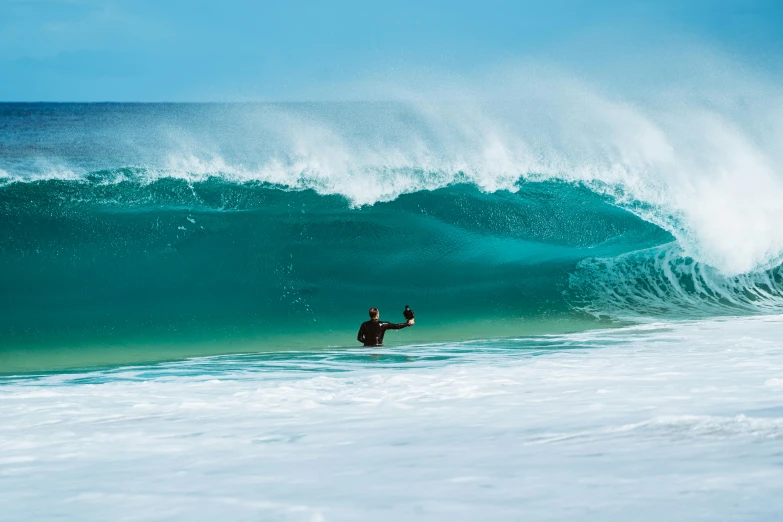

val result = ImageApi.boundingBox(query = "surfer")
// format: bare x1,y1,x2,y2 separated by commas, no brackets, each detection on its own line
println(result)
357,308,414,347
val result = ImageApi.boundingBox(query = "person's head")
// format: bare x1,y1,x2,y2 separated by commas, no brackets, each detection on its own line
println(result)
369,307,379,319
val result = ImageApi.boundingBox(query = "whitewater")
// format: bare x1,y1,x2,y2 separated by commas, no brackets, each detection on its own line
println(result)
3,317,783,521
2,65,783,520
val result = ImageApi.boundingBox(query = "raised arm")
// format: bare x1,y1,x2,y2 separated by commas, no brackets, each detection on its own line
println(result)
382,321,412,331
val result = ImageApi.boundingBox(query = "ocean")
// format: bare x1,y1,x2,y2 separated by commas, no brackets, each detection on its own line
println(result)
1,102,782,520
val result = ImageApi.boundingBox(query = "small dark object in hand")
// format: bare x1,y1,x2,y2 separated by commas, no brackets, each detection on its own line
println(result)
403,305,415,321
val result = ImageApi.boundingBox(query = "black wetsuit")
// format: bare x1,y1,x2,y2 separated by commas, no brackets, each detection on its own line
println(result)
357,319,410,347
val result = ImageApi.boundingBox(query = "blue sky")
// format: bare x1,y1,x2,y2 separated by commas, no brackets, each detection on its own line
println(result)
1,0,781,101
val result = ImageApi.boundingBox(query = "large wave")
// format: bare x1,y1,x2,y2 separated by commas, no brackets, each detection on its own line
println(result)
1,63,782,366
1,171,781,364
2,67,782,276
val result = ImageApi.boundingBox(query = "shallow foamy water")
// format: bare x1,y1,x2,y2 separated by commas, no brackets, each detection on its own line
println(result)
2,316,783,521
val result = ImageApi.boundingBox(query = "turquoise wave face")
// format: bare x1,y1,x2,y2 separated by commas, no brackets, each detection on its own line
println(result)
0,175,676,370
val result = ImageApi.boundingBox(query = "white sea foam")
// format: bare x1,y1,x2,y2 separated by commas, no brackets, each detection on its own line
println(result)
2,316,783,521
0,161,84,185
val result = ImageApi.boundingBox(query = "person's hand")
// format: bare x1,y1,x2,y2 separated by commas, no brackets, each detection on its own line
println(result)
407,318,415,325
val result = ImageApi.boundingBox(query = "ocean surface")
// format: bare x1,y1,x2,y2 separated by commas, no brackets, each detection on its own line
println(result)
1,102,783,520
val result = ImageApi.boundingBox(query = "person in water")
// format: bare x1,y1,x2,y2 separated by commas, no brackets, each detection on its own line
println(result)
357,307,414,347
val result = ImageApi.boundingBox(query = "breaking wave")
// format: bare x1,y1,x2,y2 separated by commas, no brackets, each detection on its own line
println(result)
1,66,782,365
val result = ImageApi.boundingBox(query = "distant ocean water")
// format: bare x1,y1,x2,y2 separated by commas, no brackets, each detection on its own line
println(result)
2,102,783,520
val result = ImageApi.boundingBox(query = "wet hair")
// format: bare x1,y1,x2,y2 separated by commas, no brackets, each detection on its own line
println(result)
369,307,379,319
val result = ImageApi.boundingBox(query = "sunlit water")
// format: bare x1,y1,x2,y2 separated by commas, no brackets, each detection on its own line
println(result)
2,316,783,521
